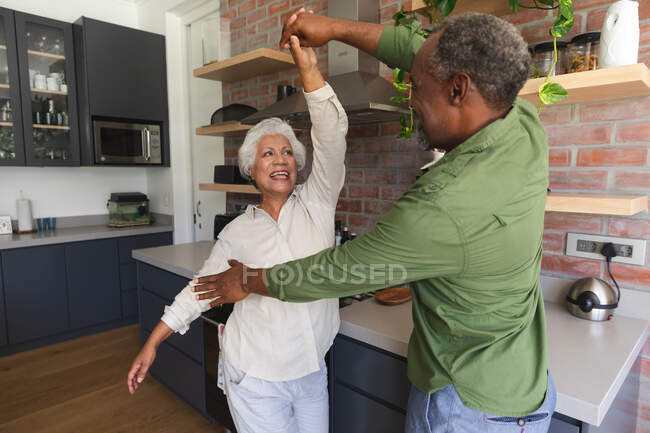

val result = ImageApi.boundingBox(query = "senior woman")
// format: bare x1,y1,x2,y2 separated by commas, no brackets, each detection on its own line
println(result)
126,35,347,433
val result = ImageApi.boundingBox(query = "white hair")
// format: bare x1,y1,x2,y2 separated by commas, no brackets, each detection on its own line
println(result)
238,118,306,179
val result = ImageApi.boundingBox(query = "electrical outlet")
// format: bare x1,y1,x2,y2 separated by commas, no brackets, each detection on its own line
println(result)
566,233,646,265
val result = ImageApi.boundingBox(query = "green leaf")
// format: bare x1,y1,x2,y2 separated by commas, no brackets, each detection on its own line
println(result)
389,96,409,103
550,0,574,38
538,81,568,105
437,0,457,18
400,116,407,127
394,68,406,83
508,0,521,13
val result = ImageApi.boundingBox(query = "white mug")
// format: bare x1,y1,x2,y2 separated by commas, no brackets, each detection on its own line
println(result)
60,83,68,93
46,76,59,91
33,74,47,89
29,69,38,87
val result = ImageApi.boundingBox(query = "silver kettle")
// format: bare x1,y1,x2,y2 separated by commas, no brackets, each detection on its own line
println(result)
566,277,619,321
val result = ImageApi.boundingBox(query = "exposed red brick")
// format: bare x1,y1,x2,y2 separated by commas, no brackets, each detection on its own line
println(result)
336,199,363,213
348,214,379,232
247,8,267,24
365,170,398,185
539,104,574,126
543,232,565,253
381,122,402,136
238,0,256,15
586,7,607,32
229,0,247,8
610,263,650,287
614,171,650,190
581,97,650,122
572,0,613,10
248,33,269,49
308,0,327,13
617,121,650,143
641,22,650,46
231,89,249,101
349,124,380,138
346,139,364,154
381,0,398,6
335,213,348,226
577,147,648,167
250,84,270,97
522,15,582,44
346,170,364,184
381,153,418,169
501,7,548,25
258,16,279,32
348,154,380,168
544,212,604,233
365,200,395,215
642,0,650,20
546,124,612,146
257,0,276,6
222,9,237,20
269,0,291,16
549,149,571,167
224,145,238,158
380,4,399,23
542,254,602,277
608,218,650,240
381,185,410,201
398,170,418,185
366,139,399,153
260,72,280,83
349,186,379,199
231,16,246,30
548,170,608,190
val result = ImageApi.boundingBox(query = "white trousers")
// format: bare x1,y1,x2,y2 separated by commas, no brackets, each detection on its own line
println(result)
223,359,329,433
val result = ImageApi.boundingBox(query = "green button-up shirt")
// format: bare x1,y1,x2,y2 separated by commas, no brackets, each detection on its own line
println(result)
267,24,550,417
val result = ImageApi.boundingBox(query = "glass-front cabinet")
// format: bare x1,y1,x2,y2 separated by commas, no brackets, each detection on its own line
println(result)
15,12,79,166
0,8,25,166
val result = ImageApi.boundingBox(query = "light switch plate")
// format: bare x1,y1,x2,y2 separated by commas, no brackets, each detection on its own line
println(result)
566,233,646,266
0,215,12,234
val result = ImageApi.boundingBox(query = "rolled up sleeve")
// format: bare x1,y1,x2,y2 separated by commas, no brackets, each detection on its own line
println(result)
376,24,427,72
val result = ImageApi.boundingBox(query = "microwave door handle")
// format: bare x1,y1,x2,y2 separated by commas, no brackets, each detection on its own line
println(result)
141,129,148,160
145,128,152,160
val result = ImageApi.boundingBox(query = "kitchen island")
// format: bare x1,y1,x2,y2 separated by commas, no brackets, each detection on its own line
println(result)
133,241,649,433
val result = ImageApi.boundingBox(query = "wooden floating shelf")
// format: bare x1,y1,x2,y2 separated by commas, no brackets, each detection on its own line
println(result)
412,0,512,17
0,121,12,127
199,183,260,194
0,84,9,89
196,121,253,137
31,88,68,96
194,48,295,83
0,45,6,50
27,49,65,60
546,193,647,216
520,64,650,106
32,124,70,131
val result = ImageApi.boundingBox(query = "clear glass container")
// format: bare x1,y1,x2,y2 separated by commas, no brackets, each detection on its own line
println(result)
0,15,16,162
566,32,600,73
531,41,568,77
108,194,151,227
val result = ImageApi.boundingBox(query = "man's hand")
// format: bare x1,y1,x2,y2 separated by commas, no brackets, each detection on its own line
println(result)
192,260,270,308
280,8,337,49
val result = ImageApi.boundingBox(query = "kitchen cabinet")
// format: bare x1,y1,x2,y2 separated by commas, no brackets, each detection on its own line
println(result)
2,244,68,344
73,17,170,166
65,238,121,329
0,257,7,346
0,7,25,166
15,12,80,166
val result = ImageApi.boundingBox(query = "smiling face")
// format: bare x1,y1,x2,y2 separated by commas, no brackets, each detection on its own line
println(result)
250,133,298,198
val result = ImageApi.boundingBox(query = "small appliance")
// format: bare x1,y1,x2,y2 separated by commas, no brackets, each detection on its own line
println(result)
214,165,249,184
566,277,619,321
107,192,151,227
93,120,162,165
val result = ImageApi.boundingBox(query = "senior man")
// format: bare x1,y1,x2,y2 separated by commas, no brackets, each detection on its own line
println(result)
195,10,554,433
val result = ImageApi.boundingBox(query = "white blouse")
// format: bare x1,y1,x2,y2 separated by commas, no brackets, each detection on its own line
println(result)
161,83,347,381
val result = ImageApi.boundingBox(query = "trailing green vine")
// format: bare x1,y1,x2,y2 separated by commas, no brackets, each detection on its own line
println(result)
391,0,574,138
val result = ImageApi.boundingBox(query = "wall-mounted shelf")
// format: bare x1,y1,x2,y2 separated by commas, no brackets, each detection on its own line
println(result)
546,193,647,216
0,45,6,50
0,121,12,127
27,49,65,60
0,84,9,89
32,124,70,131
194,48,295,83
196,121,253,137
199,183,260,194
411,0,512,17
31,88,68,96
520,64,650,106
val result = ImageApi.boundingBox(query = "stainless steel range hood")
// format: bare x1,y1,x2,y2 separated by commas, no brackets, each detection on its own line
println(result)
241,0,408,127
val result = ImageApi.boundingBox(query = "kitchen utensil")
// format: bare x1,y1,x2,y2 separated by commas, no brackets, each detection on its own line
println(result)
600,0,639,68
46,76,59,91
210,104,257,124
33,74,47,90
566,277,619,321
375,286,411,305
16,191,34,232
277,85,296,101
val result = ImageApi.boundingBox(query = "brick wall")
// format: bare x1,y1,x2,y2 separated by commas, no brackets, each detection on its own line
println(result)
219,0,649,429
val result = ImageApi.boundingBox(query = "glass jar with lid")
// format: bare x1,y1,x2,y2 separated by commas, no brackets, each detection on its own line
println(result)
566,32,600,73
531,41,568,77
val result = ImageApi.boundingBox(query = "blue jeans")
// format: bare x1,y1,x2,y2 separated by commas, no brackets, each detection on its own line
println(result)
405,373,556,433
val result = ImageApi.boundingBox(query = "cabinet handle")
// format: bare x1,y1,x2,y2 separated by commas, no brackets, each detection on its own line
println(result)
145,128,151,161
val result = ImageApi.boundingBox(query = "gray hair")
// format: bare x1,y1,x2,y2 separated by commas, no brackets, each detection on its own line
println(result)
428,13,530,110
238,117,307,179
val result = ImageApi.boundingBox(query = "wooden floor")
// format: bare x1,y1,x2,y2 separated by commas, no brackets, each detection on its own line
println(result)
0,325,225,433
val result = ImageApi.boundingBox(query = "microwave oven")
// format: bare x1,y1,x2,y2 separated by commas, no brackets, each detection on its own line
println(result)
93,120,162,165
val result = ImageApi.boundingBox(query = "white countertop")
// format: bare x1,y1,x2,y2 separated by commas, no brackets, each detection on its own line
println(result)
132,241,649,426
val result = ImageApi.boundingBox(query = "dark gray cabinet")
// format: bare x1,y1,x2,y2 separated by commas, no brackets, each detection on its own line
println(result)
15,12,80,166
2,245,68,344
74,17,170,166
65,238,120,328
0,257,7,346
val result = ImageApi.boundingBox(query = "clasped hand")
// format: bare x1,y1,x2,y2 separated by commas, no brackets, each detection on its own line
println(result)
192,259,252,308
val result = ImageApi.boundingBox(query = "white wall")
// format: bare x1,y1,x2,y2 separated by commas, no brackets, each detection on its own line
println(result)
0,0,167,220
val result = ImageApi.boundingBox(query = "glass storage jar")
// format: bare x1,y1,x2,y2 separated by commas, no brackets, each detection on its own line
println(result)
531,41,568,77
566,32,600,73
